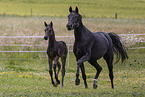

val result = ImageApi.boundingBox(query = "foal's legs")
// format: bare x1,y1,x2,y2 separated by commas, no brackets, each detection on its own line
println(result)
88,60,102,89
48,58,56,86
61,56,66,87
56,61,61,78
103,53,114,89
53,56,60,85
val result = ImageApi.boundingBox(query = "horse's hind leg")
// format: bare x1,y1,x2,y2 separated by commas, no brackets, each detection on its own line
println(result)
61,56,66,87
56,61,61,78
88,60,102,89
53,56,60,85
103,52,114,89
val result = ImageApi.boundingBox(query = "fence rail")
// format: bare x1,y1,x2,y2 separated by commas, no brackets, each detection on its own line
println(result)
0,34,144,68
0,34,145,52
0,33,145,38
0,34,145,53
0,51,46,53
119,34,145,36
0,36,74,38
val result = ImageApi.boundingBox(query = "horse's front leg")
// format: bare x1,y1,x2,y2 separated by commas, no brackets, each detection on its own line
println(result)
75,53,90,86
80,63,88,88
75,42,92,87
75,62,81,86
77,53,90,64
77,41,93,64
48,58,56,86
75,62,88,89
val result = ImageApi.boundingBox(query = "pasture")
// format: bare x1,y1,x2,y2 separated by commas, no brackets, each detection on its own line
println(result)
0,0,145,19
0,16,145,96
0,0,145,96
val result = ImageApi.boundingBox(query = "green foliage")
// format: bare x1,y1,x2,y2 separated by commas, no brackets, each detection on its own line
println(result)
0,0,145,19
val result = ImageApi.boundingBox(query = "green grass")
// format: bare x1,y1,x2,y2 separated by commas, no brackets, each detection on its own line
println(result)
0,0,145,19
0,50,145,96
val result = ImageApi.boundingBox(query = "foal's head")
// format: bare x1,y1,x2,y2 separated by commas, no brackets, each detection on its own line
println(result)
66,6,82,30
44,21,53,40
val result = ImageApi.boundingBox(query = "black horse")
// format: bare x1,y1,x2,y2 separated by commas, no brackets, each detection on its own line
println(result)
66,6,128,89
44,21,67,87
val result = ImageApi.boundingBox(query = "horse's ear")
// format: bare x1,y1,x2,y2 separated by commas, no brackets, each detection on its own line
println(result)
75,6,79,13
50,21,53,27
44,21,48,27
69,6,72,13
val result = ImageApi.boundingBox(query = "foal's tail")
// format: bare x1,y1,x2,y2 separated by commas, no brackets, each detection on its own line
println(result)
108,32,128,63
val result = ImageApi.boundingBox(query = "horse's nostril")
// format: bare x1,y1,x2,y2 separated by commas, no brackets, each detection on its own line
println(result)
66,24,71,27
44,36,48,40
66,24,72,30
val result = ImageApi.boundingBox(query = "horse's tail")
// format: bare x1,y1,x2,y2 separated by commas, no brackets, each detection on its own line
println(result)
108,32,128,63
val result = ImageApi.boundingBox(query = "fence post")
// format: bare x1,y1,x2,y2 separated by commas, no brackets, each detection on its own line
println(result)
3,12,6,16
67,33,70,68
115,13,117,19
30,9,32,17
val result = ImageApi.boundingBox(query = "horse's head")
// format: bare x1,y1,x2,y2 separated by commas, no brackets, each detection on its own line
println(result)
66,6,82,30
44,21,53,40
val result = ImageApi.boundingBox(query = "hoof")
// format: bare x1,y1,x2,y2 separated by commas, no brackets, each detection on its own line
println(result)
75,78,80,85
112,85,114,89
53,83,57,87
93,79,97,89
85,84,88,88
55,80,60,86
93,83,97,89
61,85,64,88
53,80,60,87
57,80,60,84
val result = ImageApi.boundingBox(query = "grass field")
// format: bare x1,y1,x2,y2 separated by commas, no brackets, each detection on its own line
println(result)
0,50,145,96
0,0,145,19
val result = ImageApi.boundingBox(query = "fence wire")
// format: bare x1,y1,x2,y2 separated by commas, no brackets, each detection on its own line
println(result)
0,34,145,68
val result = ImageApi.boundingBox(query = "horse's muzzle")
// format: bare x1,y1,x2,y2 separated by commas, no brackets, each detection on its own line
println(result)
44,36,48,40
66,24,73,30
